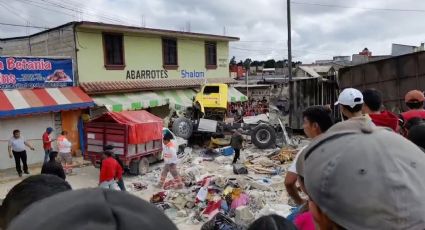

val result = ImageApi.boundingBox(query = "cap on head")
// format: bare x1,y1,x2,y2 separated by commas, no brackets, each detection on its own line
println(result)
163,132,173,141
334,88,364,108
303,123,425,229
7,188,178,230
103,145,114,151
405,90,425,103
46,127,53,133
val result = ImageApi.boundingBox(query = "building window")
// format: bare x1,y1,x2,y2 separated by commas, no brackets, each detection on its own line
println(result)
103,33,125,70
162,38,178,69
205,42,217,69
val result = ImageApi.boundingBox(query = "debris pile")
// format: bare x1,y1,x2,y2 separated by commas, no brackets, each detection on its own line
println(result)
144,144,299,228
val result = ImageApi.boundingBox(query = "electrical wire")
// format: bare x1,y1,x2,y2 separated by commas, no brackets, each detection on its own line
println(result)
290,1,425,13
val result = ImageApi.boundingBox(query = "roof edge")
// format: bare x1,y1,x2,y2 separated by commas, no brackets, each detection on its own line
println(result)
1,21,239,42
75,21,239,41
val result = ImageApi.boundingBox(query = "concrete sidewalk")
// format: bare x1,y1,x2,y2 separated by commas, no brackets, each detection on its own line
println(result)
0,157,92,184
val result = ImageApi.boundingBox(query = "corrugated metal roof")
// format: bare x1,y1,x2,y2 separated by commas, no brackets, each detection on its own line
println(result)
80,78,238,95
311,65,333,73
298,66,321,78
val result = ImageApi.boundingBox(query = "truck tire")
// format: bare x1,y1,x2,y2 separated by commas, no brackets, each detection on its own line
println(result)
138,158,150,175
172,117,193,139
251,124,276,149
129,160,138,175
128,158,150,175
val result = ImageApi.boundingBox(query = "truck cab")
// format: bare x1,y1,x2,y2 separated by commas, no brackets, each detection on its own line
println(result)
194,84,228,121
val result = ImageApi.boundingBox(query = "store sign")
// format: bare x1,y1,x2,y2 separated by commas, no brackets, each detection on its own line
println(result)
0,57,73,89
126,69,168,80
181,70,205,78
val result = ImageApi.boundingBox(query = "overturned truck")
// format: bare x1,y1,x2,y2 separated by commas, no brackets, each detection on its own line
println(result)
171,83,288,149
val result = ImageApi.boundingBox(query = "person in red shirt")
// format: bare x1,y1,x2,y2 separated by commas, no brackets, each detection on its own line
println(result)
42,127,54,163
99,150,123,190
362,89,399,132
401,90,425,125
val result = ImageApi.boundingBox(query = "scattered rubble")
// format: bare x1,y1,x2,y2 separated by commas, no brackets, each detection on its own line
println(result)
137,141,304,228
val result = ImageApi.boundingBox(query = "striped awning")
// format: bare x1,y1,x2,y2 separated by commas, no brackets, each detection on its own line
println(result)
156,89,195,110
0,87,95,118
228,87,248,103
93,89,196,112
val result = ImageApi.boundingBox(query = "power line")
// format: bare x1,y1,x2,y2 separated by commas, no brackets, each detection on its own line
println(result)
0,1,28,24
238,40,285,43
0,22,49,29
15,0,77,19
291,1,425,13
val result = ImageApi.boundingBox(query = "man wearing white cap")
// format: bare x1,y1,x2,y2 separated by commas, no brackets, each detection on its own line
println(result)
331,88,374,132
334,88,364,120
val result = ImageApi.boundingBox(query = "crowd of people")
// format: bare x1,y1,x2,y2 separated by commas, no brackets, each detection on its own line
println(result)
228,97,270,121
2,88,425,229
7,128,74,178
285,88,425,229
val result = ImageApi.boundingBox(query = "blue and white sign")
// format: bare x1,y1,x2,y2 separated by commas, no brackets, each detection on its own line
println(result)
0,56,74,89
181,70,205,78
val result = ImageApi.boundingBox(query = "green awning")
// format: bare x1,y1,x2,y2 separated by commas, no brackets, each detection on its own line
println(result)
92,91,168,112
228,87,248,103
92,89,196,112
156,89,196,111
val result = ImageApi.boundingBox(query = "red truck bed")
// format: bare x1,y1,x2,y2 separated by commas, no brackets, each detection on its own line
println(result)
85,111,163,174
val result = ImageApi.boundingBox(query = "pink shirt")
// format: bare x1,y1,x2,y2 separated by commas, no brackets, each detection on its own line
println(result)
295,211,315,230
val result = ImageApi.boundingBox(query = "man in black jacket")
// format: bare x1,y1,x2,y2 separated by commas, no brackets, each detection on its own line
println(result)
41,151,66,180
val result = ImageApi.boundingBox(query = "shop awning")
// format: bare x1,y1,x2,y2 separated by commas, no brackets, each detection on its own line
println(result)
228,87,248,103
156,89,196,110
0,87,94,118
93,89,196,112
92,91,168,112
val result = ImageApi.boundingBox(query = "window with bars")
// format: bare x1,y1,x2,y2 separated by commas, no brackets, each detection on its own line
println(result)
205,42,217,68
162,38,178,69
103,33,125,69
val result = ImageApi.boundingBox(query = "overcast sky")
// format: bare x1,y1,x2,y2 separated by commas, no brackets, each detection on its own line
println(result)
1,0,425,63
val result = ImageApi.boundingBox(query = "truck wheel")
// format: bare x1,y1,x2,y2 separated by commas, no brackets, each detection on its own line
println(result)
251,124,276,149
138,158,150,175
172,117,193,139
129,158,150,175
129,160,139,175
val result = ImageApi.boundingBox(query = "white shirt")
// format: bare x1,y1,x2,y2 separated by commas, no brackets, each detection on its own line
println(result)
163,140,178,165
288,146,307,174
58,136,72,153
9,137,26,152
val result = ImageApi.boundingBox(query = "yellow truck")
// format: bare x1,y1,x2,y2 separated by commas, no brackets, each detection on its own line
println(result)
172,83,281,149
194,84,228,120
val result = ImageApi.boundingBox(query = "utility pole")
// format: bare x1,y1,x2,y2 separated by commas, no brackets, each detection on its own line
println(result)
287,0,292,81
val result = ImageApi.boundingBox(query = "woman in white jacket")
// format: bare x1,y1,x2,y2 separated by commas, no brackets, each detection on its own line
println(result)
57,131,73,174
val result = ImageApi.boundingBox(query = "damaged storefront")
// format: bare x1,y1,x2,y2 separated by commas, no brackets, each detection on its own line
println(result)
0,56,94,170
81,79,247,127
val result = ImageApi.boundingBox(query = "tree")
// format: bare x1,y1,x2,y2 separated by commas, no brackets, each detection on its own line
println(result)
264,59,276,68
276,60,284,68
251,60,261,67
229,56,237,65
243,58,252,69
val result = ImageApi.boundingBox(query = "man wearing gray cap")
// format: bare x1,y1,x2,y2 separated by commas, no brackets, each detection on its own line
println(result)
302,122,425,229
